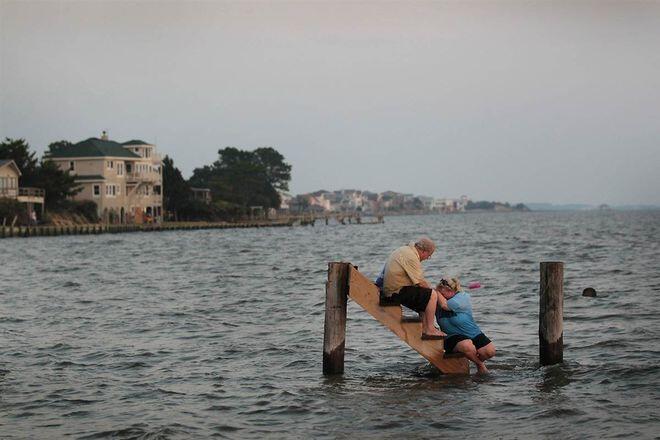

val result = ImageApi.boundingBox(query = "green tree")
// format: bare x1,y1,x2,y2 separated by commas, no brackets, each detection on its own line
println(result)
45,140,73,158
34,159,81,208
253,147,292,192
0,138,38,185
36,140,82,208
189,146,290,210
162,155,191,219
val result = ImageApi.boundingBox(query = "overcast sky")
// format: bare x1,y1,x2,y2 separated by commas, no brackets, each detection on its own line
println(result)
1,1,659,205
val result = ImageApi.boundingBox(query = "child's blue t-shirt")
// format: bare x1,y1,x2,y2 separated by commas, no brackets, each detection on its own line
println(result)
436,291,482,338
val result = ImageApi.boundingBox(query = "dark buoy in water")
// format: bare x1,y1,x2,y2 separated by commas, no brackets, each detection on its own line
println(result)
582,287,597,297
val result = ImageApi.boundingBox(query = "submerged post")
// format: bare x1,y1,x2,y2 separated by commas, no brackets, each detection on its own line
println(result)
323,262,349,375
539,261,564,365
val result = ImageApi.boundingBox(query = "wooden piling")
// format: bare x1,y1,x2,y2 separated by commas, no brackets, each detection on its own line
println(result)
323,262,349,375
540,261,564,365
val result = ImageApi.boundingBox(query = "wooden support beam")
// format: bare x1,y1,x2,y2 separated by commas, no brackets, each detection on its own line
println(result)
323,262,349,375
540,261,564,365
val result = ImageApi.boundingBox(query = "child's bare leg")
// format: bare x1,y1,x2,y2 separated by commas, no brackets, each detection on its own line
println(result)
455,340,489,374
477,343,496,362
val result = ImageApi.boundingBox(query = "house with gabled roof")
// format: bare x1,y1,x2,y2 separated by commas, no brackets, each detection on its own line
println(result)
0,159,46,222
47,132,163,223
0,159,21,199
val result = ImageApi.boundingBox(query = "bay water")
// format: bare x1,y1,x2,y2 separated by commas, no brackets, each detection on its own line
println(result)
1,211,659,438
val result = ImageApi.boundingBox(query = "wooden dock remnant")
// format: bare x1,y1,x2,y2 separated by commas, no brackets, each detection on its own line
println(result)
290,213,383,226
539,261,564,365
323,262,349,374
323,262,469,375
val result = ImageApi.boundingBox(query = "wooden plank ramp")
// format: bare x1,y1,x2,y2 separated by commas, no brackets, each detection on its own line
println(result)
347,265,469,374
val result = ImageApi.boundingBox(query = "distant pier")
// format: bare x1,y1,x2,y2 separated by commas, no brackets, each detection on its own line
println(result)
292,213,384,226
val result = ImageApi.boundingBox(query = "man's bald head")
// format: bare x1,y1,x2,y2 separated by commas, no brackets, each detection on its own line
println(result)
414,237,436,261
415,237,436,253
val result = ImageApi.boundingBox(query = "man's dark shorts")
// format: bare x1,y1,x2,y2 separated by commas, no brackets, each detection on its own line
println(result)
444,333,491,353
390,285,432,313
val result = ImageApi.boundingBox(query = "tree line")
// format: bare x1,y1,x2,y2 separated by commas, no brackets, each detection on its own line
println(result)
164,146,291,220
465,200,529,211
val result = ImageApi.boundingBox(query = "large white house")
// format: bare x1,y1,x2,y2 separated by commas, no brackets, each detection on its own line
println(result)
48,133,163,223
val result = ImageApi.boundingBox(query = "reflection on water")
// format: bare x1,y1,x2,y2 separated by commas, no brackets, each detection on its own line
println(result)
0,211,659,438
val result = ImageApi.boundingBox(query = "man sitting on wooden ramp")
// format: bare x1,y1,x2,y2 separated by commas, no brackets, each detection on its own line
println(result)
383,237,446,340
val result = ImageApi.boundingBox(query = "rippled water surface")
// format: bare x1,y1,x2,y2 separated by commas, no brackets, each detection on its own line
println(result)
1,211,659,439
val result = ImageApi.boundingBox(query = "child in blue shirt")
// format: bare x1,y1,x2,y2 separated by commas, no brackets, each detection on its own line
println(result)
436,277,495,374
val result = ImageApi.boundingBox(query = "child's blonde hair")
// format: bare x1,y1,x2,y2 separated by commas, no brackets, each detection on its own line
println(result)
447,277,461,292
437,276,461,292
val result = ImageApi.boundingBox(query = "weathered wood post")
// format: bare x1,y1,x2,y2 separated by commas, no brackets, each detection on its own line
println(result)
323,262,350,375
540,261,564,365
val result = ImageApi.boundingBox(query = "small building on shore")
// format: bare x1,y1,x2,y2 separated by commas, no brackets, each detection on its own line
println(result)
0,160,21,199
48,133,163,223
0,159,46,222
191,187,211,204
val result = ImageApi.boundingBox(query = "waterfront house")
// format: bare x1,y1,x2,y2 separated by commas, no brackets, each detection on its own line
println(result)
191,187,211,204
0,160,21,199
47,133,163,223
417,196,435,211
0,159,46,221
432,196,470,213
278,192,292,211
